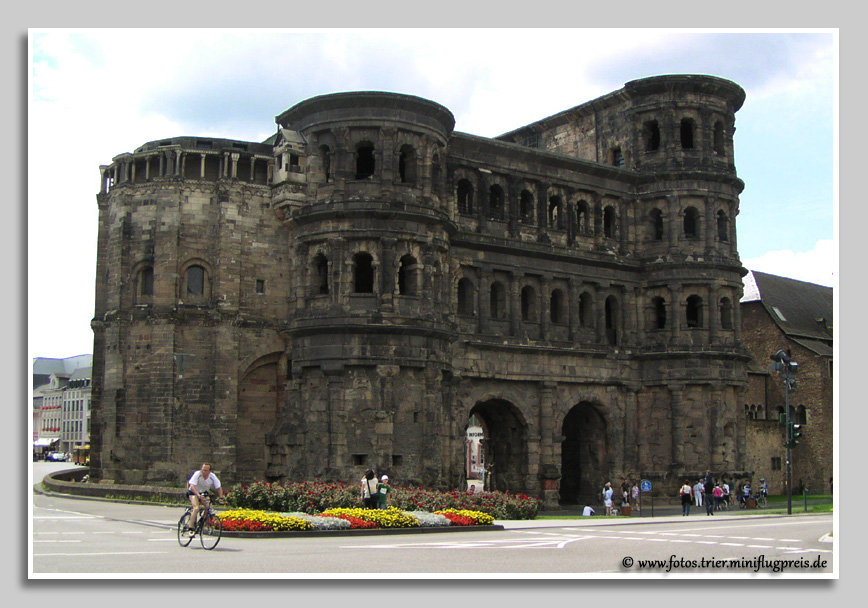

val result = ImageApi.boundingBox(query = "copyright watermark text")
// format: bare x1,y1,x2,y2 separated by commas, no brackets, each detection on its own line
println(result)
621,554,828,573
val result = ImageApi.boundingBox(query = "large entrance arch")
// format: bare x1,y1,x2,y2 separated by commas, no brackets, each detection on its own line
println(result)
236,353,284,484
469,399,528,494
560,401,609,505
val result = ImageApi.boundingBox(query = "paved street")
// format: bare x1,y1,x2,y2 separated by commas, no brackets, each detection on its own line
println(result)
31,464,834,578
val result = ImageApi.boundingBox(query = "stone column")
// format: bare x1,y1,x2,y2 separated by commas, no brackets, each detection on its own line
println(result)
509,272,521,337
541,275,551,340
667,194,680,253
538,381,560,509
708,283,720,344
479,268,492,334
670,384,686,466
668,283,682,345
230,153,240,179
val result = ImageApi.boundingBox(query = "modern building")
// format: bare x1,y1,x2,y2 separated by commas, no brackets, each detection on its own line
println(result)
32,356,92,456
90,74,764,506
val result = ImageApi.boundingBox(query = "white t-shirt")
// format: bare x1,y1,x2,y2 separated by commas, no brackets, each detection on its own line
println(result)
188,470,221,494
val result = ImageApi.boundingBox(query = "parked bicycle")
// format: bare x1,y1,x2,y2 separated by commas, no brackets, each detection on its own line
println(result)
177,491,223,549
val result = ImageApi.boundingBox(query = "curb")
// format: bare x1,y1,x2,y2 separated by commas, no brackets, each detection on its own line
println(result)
220,524,504,539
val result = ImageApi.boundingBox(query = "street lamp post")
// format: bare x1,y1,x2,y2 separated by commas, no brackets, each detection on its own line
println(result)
770,350,798,515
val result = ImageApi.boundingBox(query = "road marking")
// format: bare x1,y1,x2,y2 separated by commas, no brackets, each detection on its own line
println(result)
33,551,168,557
33,540,81,543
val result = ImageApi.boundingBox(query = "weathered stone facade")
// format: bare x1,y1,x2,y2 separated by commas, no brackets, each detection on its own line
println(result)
90,75,755,507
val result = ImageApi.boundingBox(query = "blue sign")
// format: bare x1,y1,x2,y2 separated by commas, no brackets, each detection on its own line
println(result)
640,479,652,492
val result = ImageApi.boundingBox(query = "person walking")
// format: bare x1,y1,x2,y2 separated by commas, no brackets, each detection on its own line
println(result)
603,482,614,516
360,469,379,509
631,481,641,513
680,480,693,516
693,479,704,507
704,470,715,516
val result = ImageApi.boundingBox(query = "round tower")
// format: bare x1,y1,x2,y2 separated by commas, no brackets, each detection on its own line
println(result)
269,93,459,485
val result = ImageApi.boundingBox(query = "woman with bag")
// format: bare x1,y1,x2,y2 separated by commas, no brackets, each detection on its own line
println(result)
360,469,379,509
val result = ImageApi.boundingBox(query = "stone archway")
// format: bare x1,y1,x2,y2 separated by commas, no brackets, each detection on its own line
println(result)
560,401,609,505
236,353,284,485
469,399,528,494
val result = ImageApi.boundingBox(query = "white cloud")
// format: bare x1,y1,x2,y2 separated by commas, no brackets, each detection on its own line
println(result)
742,239,836,287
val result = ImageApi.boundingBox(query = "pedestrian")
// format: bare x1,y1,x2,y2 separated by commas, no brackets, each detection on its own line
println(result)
704,470,715,516
693,479,704,507
713,483,723,510
631,481,641,513
722,479,731,509
680,480,693,516
603,482,614,516
360,469,379,508
376,474,391,509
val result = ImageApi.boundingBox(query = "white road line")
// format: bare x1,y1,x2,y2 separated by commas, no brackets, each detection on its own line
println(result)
33,540,81,543
33,551,168,557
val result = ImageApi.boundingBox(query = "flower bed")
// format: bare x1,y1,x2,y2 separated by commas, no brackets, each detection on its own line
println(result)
226,481,542,520
217,506,497,532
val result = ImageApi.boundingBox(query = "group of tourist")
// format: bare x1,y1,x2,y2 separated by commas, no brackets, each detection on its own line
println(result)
360,468,392,509
600,479,642,516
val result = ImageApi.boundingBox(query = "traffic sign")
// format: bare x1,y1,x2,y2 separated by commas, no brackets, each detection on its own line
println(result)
640,479,652,492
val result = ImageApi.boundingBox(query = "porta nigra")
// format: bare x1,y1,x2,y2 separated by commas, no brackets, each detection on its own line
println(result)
90,75,753,507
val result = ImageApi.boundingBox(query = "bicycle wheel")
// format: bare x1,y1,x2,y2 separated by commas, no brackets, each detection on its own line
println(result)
199,512,222,550
177,512,193,547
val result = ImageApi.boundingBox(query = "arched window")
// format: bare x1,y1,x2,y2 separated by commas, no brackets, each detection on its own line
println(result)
644,120,661,151
713,121,725,155
684,207,700,239
355,143,375,180
319,145,332,182
314,253,329,295
137,266,154,300
398,144,416,184
398,255,418,296
186,265,205,296
457,278,474,315
605,295,619,345
353,252,374,293
578,292,592,328
457,179,474,215
603,206,617,239
717,210,729,242
576,201,590,234
519,190,534,223
489,184,505,220
652,296,666,330
490,281,507,319
686,295,703,328
797,405,808,425
549,195,563,230
650,208,664,241
680,118,695,149
720,297,733,330
550,289,566,324
520,285,536,321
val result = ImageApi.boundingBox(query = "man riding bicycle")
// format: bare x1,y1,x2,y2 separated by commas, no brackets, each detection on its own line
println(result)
186,463,225,536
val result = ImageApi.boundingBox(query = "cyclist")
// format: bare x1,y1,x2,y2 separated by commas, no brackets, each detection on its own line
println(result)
186,463,225,536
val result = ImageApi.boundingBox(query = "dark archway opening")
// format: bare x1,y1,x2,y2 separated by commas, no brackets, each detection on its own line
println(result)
560,402,608,506
469,399,528,494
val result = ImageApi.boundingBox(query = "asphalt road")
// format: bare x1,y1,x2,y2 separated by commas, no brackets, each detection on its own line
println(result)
31,464,834,578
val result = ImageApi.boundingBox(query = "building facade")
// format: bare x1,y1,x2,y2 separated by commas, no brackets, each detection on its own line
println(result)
32,356,93,456
739,271,833,496
90,75,756,506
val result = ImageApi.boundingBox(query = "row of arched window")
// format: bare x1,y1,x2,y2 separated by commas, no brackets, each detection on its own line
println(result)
311,252,422,297
745,404,808,424
134,262,215,302
454,178,731,244
642,117,727,155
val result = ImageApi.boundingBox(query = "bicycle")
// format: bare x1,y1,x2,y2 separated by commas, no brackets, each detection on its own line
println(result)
756,491,768,508
177,491,223,550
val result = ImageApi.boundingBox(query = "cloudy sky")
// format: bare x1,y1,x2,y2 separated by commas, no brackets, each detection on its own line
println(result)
27,29,837,360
